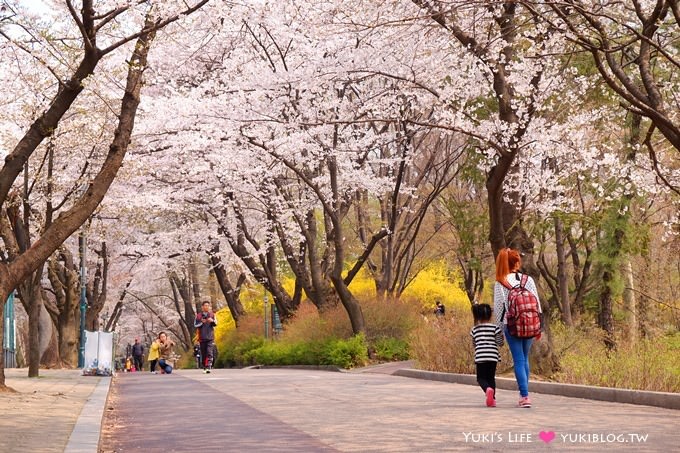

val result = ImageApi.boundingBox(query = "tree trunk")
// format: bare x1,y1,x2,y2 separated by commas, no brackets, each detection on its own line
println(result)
622,259,637,344
637,288,650,339
56,275,79,368
17,267,46,377
620,115,641,343
47,248,81,367
486,157,515,257
596,111,640,350
39,307,60,368
227,240,298,319
220,202,300,319
86,242,108,331
268,196,334,313
327,147,366,335
555,217,573,326
190,254,202,312
595,210,629,352
567,228,593,321
330,274,365,335
302,216,337,312
169,272,197,349
106,278,132,333
209,249,246,326
208,263,219,310
25,285,42,377
599,269,616,350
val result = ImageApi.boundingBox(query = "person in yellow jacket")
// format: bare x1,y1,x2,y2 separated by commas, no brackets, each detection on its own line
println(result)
148,337,161,373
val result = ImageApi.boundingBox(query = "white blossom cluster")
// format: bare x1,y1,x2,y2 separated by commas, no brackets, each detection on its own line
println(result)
2,0,677,299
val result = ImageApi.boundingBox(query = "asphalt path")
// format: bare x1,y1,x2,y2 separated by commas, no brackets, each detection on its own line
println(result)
99,368,680,452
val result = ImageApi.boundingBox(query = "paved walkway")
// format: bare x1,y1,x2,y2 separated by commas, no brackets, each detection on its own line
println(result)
100,368,680,452
2,366,679,452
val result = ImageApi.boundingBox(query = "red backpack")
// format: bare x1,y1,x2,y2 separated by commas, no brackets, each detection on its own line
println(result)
502,273,541,338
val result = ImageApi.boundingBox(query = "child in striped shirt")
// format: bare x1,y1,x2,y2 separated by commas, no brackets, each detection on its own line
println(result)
470,303,504,407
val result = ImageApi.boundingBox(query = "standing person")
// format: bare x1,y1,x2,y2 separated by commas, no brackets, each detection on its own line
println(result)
148,337,160,373
494,248,542,408
157,331,175,374
131,338,144,373
194,301,217,373
470,303,503,407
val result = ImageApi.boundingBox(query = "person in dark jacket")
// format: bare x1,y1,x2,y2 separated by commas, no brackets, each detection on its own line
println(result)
194,301,217,373
131,338,144,372
434,301,446,317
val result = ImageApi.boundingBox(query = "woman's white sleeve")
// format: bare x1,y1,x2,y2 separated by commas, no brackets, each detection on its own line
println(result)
494,282,505,326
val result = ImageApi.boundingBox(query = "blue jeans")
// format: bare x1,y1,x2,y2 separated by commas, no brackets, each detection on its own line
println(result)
158,359,173,374
505,327,534,397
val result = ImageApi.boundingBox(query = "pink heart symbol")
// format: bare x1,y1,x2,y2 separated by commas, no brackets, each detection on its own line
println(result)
539,431,556,443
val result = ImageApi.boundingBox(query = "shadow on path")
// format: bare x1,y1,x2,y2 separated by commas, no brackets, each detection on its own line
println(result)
100,372,338,452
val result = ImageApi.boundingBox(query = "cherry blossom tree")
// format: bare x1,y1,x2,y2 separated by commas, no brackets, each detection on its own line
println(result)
11,0,669,361
536,0,680,194
0,0,209,388
130,1,590,339
354,131,467,299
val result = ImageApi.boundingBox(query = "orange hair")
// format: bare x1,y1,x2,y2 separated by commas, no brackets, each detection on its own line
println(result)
495,248,522,282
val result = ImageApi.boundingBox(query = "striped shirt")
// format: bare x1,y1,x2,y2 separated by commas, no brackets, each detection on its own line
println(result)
470,322,503,363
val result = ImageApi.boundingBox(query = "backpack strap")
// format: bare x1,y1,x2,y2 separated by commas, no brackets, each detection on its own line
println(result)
499,278,514,322
519,273,529,288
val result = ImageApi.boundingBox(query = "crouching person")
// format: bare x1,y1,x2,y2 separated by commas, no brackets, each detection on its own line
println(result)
157,331,175,374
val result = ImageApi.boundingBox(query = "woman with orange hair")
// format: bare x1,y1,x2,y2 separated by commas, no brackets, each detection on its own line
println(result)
493,248,542,408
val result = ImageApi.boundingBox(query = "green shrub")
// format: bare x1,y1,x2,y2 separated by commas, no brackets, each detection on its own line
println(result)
219,334,368,369
247,342,289,365
290,341,324,365
373,337,410,361
216,335,265,368
321,334,368,369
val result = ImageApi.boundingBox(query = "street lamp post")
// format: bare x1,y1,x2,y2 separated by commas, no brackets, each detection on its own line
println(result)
77,229,88,368
3,291,16,368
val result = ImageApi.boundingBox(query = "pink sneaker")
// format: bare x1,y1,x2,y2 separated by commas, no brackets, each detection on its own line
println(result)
518,396,532,408
485,388,496,407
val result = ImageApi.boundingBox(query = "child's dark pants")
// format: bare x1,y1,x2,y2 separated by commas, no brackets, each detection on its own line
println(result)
476,361,497,393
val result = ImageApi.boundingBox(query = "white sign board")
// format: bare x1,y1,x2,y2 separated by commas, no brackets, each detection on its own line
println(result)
83,330,114,375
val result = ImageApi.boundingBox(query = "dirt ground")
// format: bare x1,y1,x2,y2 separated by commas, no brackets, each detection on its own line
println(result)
0,369,99,453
